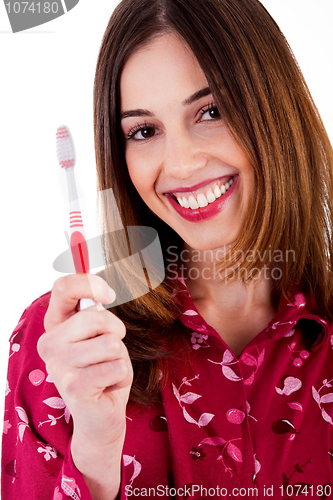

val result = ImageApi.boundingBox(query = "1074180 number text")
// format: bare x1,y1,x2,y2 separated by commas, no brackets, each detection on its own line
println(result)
5,2,59,14
280,484,332,497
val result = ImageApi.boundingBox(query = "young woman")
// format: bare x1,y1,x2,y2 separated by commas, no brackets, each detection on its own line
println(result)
3,0,333,499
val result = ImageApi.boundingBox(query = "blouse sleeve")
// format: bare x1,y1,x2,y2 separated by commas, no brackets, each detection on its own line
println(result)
1,294,97,500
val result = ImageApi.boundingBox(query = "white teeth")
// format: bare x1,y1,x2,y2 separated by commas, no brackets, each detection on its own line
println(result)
206,190,216,203
197,193,208,207
188,195,199,209
214,185,222,198
182,197,190,208
173,177,234,210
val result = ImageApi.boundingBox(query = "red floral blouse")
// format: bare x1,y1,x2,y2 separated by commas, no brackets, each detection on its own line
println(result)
2,278,333,500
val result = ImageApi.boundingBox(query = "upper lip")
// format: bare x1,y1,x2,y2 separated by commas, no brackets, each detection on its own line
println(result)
163,175,235,195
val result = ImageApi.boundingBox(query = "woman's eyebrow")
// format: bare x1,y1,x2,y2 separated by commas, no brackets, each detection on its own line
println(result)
120,108,154,120
181,86,212,106
120,86,212,120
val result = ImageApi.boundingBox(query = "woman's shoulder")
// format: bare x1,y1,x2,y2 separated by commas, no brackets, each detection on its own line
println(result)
10,291,51,351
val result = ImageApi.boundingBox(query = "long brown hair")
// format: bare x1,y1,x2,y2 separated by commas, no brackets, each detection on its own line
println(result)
94,0,333,404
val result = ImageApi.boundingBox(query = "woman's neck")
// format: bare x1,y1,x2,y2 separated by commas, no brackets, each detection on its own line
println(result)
181,245,280,357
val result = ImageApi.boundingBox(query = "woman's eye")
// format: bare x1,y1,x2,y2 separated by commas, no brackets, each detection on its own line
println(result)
200,105,221,121
132,126,156,140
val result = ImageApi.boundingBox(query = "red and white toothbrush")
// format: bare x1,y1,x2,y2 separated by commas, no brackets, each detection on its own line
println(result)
56,125,96,310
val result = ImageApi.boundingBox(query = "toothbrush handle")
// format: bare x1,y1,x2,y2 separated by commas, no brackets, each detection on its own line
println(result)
79,298,96,310
70,230,90,274
70,227,96,310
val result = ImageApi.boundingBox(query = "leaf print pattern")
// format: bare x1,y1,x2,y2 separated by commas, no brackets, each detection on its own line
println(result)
252,454,261,482
123,455,142,486
180,392,201,404
208,350,242,382
5,379,11,396
15,406,29,442
312,379,333,425
209,348,265,386
39,397,71,427
182,309,199,317
281,459,311,500
172,376,214,427
227,442,243,462
271,320,294,331
44,397,67,409
284,328,295,338
240,348,265,386
287,402,303,412
197,436,242,477
241,353,257,366
179,298,213,335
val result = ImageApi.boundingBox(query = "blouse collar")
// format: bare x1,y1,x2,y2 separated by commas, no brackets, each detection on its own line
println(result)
175,276,330,351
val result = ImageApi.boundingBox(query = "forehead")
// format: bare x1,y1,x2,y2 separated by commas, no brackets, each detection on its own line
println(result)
120,33,208,110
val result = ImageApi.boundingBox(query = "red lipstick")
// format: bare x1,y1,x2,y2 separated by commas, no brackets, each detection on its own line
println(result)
165,175,238,222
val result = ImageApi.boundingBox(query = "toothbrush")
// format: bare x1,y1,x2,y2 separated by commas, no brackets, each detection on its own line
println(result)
56,125,96,310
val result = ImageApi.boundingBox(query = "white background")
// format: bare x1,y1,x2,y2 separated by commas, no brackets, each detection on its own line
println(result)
0,0,332,439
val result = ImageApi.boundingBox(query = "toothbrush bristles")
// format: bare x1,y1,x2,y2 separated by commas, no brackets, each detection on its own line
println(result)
56,125,76,169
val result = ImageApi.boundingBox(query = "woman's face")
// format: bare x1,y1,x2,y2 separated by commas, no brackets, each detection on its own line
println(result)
120,33,254,251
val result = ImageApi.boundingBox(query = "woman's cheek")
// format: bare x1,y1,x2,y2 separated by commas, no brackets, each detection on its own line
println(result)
126,158,153,201
127,148,161,193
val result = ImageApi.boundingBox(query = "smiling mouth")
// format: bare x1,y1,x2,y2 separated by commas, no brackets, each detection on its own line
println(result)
167,176,235,209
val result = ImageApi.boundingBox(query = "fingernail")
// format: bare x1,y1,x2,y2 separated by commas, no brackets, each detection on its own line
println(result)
108,288,116,303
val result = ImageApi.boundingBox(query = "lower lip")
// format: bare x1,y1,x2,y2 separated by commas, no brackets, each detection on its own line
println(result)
165,175,239,222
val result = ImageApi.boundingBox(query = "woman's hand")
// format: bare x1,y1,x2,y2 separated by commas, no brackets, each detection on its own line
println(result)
37,274,133,499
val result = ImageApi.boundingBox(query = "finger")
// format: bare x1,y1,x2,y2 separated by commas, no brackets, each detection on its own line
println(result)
45,274,116,331
38,309,126,363
64,334,128,368
75,358,133,398
66,308,126,342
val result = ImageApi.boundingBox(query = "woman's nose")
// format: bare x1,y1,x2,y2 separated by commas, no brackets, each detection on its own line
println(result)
162,129,208,179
